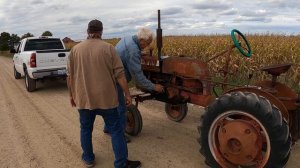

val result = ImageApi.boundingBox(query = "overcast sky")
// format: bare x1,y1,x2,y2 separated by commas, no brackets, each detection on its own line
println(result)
0,0,299,40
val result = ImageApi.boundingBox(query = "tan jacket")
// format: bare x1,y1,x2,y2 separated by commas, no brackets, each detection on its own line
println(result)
67,39,124,109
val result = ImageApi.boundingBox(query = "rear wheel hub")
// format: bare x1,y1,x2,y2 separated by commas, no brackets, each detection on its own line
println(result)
217,120,263,166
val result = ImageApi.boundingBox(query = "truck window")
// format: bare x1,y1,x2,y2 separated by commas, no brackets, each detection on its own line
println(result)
24,39,64,51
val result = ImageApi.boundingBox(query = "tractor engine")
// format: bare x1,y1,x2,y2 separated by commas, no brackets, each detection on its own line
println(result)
141,56,215,106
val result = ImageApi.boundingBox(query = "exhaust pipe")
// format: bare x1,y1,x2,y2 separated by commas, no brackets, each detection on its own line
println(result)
157,9,163,72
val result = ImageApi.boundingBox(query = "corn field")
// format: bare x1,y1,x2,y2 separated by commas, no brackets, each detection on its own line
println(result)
66,34,300,91
161,35,300,91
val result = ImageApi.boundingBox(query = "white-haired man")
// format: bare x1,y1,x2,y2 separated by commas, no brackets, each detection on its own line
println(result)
103,28,164,143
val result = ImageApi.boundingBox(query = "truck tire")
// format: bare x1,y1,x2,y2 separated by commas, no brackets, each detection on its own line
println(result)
14,66,21,79
199,91,291,168
25,70,36,92
126,105,143,136
165,103,188,122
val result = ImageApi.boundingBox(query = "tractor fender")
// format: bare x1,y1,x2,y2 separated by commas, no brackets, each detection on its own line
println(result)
224,86,289,123
254,80,298,111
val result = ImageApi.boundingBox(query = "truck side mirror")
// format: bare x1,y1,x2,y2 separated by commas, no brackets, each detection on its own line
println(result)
10,48,17,53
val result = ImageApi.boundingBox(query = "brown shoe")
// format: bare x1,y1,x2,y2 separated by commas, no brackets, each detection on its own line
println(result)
124,160,141,168
82,158,95,168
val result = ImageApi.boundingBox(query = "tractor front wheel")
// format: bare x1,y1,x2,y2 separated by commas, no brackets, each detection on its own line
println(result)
165,103,188,122
199,91,291,168
126,105,143,136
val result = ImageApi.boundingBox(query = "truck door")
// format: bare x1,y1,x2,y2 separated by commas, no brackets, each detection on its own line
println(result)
14,41,23,75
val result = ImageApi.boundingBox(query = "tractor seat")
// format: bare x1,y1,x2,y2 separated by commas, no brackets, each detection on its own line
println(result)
261,63,293,77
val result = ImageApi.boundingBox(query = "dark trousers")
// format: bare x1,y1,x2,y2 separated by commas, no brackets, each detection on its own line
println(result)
79,108,128,168
104,85,127,132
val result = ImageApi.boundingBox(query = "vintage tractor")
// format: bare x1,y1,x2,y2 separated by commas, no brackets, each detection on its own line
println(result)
125,10,300,168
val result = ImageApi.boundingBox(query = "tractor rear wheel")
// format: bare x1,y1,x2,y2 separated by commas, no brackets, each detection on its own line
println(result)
199,91,291,168
290,109,300,141
165,103,188,122
126,105,143,136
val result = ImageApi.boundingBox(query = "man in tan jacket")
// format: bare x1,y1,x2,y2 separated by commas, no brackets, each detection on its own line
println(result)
67,19,141,168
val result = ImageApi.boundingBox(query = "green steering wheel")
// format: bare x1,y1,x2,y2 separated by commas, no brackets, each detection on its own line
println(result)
231,29,252,57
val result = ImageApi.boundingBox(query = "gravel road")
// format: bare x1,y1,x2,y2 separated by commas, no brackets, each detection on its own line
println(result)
0,56,299,168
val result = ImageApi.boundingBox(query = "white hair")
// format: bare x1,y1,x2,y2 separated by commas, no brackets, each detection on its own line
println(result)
137,28,153,41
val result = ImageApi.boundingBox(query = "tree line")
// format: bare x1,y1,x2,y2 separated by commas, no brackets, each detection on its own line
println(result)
0,31,53,51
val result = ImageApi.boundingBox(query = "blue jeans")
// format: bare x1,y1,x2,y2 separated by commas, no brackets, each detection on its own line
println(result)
104,85,127,132
79,108,128,168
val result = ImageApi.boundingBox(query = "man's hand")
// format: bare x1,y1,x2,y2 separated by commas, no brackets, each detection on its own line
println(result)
70,98,76,107
67,76,76,107
154,84,164,93
125,94,132,106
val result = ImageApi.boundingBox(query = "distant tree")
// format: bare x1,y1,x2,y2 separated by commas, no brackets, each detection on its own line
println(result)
10,34,20,43
9,34,20,50
41,31,53,36
0,32,11,51
21,32,34,39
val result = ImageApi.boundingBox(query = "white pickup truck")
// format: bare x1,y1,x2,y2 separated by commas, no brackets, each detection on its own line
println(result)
10,36,70,92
